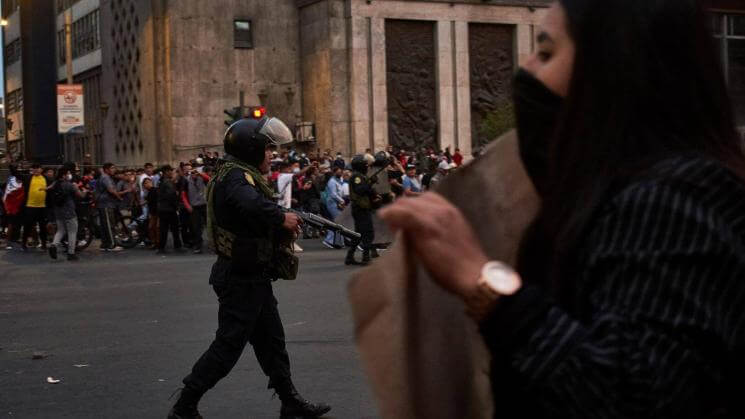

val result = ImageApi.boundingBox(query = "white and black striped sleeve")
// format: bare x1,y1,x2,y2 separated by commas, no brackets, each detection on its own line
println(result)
481,160,745,418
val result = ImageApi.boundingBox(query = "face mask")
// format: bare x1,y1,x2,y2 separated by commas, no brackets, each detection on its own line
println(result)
512,68,564,196
292,168,300,174
65,174,73,181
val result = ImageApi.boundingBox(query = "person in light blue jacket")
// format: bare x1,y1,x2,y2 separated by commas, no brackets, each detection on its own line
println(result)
323,166,346,248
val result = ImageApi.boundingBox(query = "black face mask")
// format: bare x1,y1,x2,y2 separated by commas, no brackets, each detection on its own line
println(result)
513,68,564,196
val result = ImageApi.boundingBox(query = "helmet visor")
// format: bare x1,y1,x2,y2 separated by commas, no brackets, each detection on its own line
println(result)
259,117,294,146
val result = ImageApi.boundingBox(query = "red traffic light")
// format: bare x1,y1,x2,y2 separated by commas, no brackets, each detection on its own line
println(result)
251,106,266,119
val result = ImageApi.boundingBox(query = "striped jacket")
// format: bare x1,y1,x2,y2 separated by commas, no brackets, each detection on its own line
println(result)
483,156,745,418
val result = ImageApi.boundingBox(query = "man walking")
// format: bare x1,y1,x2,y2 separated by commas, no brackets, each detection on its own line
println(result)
157,165,182,254
168,116,330,419
49,167,85,261
322,166,345,249
95,163,124,252
183,166,210,254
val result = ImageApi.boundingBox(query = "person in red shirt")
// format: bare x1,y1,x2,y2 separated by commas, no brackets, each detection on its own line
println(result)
453,148,464,167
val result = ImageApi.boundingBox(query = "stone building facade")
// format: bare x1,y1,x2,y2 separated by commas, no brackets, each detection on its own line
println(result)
299,0,550,159
100,0,304,166
4,0,741,165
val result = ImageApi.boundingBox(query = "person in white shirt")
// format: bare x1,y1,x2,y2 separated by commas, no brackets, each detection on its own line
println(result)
276,161,311,252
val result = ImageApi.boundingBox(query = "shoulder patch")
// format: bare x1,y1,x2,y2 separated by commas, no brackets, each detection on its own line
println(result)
354,177,362,184
244,172,255,186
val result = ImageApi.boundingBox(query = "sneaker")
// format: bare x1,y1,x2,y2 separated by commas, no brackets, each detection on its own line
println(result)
107,246,124,252
292,243,303,253
193,248,203,254
48,246,58,260
67,254,79,261
321,240,335,249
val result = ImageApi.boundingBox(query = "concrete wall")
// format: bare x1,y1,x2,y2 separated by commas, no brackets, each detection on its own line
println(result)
165,0,302,163
299,0,351,155
99,0,302,166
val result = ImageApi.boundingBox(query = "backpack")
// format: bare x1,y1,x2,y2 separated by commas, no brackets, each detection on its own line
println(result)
52,182,68,207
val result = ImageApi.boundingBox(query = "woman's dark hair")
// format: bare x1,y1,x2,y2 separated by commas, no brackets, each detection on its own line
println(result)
518,0,745,308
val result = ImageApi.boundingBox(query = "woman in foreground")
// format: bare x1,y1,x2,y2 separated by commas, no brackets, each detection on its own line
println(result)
380,1,745,417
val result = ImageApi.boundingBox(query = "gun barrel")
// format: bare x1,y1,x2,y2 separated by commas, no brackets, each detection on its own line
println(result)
287,209,361,240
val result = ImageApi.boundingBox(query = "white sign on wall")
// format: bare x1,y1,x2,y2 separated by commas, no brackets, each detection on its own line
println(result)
57,84,85,134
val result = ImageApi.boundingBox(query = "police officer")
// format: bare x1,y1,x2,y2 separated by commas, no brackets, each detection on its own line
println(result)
346,155,380,266
168,117,331,419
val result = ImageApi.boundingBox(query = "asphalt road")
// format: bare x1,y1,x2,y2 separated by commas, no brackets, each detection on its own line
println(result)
0,239,378,419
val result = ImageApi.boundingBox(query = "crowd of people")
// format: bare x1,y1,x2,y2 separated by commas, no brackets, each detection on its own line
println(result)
0,146,465,261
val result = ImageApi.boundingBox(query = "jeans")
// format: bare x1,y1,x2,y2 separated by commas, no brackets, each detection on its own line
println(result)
324,201,342,245
179,209,193,246
191,205,207,250
159,211,182,250
53,217,78,255
98,207,117,249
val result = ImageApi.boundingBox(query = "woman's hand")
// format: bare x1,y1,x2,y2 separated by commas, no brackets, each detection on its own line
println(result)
378,192,489,299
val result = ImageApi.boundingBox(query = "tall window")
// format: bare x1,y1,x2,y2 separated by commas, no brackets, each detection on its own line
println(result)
6,89,23,115
5,38,21,66
713,14,745,126
72,9,100,59
234,20,253,49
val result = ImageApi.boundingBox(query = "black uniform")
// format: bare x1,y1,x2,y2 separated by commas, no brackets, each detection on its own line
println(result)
170,116,330,419
347,171,376,263
181,167,290,394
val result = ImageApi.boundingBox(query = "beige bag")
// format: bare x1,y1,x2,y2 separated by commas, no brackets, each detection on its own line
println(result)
348,131,540,419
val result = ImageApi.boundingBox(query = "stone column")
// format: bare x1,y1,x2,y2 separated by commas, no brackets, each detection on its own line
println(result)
435,21,455,153
348,15,372,154
370,17,388,152
454,21,471,157
516,23,534,66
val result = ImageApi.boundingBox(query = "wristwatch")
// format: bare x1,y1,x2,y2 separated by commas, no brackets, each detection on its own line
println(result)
465,261,522,322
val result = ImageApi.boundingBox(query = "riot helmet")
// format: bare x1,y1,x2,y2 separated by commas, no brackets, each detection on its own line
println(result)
351,154,369,173
223,116,293,167
373,151,391,167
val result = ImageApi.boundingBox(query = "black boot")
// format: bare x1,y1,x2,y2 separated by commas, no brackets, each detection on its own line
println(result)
345,248,363,266
167,387,204,419
370,247,380,259
273,379,331,418
362,249,371,264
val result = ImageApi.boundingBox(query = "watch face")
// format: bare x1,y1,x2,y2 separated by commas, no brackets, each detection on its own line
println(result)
483,262,522,295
